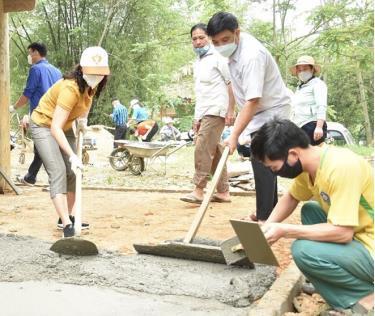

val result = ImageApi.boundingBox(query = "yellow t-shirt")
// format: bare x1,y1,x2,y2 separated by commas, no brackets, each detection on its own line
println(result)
31,79,94,131
289,145,374,254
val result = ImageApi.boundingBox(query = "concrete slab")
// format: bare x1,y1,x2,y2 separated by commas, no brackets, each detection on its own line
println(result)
0,281,246,316
0,233,277,311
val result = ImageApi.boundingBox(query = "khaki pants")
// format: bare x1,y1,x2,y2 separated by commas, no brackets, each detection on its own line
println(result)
193,115,229,193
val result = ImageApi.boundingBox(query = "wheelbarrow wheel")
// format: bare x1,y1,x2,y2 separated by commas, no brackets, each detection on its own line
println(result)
109,148,130,171
129,156,145,175
82,150,90,165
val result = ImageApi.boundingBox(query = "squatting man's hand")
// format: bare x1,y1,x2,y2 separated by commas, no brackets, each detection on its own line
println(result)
9,105,16,113
69,154,83,175
261,223,286,246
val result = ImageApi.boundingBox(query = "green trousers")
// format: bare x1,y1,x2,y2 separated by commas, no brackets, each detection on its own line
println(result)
291,201,374,309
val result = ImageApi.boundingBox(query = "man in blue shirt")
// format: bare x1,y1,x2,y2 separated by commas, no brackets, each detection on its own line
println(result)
110,98,128,148
128,98,149,124
10,42,62,186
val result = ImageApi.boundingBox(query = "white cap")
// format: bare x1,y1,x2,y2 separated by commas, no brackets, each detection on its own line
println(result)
80,46,110,75
130,99,139,107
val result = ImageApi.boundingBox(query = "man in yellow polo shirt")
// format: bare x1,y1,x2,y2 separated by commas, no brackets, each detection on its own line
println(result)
250,119,373,315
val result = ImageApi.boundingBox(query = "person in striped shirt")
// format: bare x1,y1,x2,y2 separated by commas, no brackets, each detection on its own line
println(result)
110,98,128,148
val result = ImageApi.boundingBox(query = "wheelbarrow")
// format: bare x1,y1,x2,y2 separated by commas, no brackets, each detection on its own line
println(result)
108,140,189,175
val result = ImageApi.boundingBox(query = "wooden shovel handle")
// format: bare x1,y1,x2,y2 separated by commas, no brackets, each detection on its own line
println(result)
183,146,230,243
74,131,83,236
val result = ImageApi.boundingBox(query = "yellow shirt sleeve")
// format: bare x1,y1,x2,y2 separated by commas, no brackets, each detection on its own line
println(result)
56,83,79,112
326,161,362,226
289,173,313,201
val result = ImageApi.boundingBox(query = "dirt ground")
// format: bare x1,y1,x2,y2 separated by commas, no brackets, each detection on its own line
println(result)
0,187,299,273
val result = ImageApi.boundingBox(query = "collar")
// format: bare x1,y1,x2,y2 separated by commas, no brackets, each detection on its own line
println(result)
34,59,48,66
298,76,315,88
229,33,243,63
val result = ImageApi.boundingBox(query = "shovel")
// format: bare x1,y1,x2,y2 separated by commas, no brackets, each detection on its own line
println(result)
50,130,98,256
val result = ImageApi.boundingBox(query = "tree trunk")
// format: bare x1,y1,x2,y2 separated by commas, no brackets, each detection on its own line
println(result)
0,5,11,192
356,64,373,145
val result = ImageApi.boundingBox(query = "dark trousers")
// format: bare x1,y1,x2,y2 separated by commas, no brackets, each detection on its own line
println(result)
143,122,159,142
250,130,278,220
251,159,278,220
301,121,327,146
114,125,127,148
24,145,43,184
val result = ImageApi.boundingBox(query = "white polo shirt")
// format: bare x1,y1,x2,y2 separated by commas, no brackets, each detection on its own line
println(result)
228,32,291,133
292,77,328,127
194,46,231,120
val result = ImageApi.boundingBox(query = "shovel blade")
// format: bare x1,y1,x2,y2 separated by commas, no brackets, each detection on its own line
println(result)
50,237,98,256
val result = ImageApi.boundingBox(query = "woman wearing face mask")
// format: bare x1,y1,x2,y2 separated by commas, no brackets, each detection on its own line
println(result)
290,56,328,146
30,46,110,238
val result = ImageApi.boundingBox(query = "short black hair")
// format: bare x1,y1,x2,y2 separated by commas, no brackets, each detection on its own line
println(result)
190,23,207,37
207,12,239,37
27,42,47,57
250,119,310,162
112,97,119,102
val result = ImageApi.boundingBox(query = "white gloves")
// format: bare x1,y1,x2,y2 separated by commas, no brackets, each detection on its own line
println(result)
76,118,88,134
9,105,16,113
69,154,83,175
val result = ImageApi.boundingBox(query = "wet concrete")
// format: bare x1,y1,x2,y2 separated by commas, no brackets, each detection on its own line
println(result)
0,233,276,314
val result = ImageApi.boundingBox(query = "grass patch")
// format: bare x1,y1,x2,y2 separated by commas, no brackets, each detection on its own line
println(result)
342,145,373,157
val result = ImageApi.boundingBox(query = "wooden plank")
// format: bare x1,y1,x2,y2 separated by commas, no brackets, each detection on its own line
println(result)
3,0,36,13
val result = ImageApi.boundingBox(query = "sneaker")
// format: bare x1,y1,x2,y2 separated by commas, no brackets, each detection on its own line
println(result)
63,224,75,238
16,175,35,187
57,215,89,230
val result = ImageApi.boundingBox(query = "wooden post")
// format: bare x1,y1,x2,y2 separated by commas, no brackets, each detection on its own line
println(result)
0,1,11,193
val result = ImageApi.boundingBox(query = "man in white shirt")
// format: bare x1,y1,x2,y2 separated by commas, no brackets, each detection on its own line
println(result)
207,12,291,220
181,23,235,204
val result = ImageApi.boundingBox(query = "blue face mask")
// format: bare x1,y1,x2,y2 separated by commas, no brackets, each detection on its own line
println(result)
193,44,210,56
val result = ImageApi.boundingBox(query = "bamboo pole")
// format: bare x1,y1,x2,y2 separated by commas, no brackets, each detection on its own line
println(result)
0,1,11,193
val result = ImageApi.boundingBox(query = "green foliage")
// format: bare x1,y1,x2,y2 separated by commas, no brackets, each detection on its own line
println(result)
8,0,373,145
343,145,373,157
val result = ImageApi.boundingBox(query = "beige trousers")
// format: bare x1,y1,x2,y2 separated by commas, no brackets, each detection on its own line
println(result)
193,115,229,193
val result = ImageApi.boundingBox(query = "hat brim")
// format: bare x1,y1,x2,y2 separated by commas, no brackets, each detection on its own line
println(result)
290,64,321,76
82,66,110,75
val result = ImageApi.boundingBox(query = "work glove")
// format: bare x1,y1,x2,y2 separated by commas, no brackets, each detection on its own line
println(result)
76,118,88,135
9,105,16,113
69,154,83,175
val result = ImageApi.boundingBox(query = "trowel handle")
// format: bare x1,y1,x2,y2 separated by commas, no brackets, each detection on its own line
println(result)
183,146,230,243
75,131,83,236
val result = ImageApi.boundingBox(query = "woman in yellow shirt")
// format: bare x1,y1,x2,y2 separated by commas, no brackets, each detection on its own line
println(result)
30,46,110,238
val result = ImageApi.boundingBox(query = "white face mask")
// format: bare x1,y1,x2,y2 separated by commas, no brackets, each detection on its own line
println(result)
82,74,104,89
298,71,313,83
27,54,33,65
215,40,238,58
